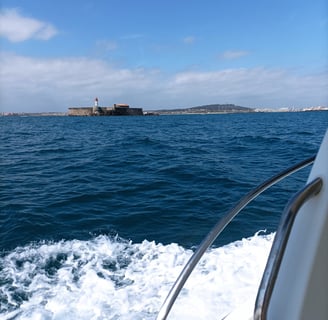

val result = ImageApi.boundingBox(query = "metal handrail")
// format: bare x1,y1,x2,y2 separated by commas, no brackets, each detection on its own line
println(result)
156,156,315,320
254,177,322,320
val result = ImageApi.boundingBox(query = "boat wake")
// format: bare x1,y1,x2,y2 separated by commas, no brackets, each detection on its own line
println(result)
0,232,273,320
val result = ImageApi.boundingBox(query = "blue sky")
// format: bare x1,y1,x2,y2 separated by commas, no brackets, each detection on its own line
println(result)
0,0,327,112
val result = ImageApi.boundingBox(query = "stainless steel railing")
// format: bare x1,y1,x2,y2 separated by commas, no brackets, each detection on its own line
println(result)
254,176,322,319
157,156,316,320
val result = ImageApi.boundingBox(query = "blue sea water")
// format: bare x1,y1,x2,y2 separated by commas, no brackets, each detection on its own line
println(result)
0,111,327,319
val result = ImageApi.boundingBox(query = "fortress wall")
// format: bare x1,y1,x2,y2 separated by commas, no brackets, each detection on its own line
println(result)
68,107,93,116
113,107,143,116
68,106,143,116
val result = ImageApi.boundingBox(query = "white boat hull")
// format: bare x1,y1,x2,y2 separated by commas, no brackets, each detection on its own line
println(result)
266,130,328,320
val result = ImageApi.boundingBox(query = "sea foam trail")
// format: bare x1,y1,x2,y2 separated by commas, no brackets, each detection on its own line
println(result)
0,232,273,320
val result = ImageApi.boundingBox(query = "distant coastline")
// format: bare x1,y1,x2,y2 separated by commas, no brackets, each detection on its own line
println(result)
2,103,327,117
150,104,328,115
153,104,253,115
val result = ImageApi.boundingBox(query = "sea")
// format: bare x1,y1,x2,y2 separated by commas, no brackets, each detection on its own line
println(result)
1,111,327,320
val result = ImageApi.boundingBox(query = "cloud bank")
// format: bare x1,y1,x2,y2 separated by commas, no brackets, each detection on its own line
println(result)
0,8,57,42
0,52,327,112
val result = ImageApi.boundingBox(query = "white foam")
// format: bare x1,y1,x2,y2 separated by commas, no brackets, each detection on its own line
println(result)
0,232,274,319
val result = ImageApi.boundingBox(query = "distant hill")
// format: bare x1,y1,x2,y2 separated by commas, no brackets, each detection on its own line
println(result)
156,104,254,114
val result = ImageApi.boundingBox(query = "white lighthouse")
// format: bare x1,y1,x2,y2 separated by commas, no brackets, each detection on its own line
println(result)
93,97,101,114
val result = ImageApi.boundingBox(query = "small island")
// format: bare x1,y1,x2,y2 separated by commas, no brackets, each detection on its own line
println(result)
68,98,144,116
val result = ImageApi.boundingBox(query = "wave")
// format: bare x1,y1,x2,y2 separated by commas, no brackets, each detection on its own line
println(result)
0,232,273,320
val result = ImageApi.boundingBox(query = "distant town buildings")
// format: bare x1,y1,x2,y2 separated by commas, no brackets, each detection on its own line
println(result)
254,106,328,112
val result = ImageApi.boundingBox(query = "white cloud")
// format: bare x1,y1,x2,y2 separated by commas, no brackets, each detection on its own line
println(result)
183,36,196,44
166,68,328,108
0,8,57,42
0,52,160,112
96,40,118,52
121,34,145,40
0,52,327,112
220,50,250,60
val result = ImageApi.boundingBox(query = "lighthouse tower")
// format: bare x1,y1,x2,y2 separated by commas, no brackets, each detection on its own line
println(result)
93,97,100,114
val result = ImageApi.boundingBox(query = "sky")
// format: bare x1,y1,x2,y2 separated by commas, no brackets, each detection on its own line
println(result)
0,0,327,113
